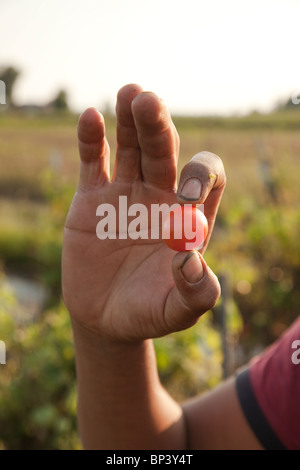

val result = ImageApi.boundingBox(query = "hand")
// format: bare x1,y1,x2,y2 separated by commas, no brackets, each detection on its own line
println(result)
62,84,226,341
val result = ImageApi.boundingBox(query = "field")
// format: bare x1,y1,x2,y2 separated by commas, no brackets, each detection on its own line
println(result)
0,109,300,449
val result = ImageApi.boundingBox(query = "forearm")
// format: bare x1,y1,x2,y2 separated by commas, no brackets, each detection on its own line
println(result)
71,319,186,450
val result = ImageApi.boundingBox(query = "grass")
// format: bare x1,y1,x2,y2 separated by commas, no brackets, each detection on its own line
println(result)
1,110,299,194
1,108,299,279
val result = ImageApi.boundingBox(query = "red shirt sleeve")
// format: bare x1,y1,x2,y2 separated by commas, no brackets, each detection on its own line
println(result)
249,317,300,450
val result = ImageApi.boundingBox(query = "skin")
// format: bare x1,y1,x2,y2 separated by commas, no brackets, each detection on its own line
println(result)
62,83,263,450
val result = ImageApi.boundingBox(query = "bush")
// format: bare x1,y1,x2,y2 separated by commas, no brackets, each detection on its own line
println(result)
0,286,79,450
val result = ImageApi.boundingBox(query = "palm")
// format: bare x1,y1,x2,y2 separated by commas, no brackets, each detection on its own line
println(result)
63,181,178,340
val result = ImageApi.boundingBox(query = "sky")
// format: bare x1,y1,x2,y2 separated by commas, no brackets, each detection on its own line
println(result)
0,0,299,116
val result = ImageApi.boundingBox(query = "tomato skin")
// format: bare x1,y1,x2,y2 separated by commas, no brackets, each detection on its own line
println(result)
162,205,208,252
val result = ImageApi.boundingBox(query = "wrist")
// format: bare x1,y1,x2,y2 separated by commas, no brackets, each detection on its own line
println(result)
70,317,157,385
70,316,148,353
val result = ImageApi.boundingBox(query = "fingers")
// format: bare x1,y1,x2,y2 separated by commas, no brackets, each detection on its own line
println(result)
164,250,221,333
77,107,110,190
113,85,179,189
113,83,144,183
177,151,226,251
131,91,179,190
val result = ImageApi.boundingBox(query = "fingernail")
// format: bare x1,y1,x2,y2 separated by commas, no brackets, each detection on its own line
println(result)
180,178,202,201
181,251,204,283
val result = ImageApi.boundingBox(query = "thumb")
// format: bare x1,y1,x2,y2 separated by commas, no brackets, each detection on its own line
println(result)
163,251,221,333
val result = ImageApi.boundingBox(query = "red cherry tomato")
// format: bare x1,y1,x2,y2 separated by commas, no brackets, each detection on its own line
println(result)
162,205,208,251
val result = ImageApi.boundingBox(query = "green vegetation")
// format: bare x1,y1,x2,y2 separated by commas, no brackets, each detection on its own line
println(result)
0,109,299,449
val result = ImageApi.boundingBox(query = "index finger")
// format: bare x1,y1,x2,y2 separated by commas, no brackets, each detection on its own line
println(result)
177,151,226,251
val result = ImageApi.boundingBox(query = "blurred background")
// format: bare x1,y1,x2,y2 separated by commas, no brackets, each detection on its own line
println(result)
0,0,299,449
